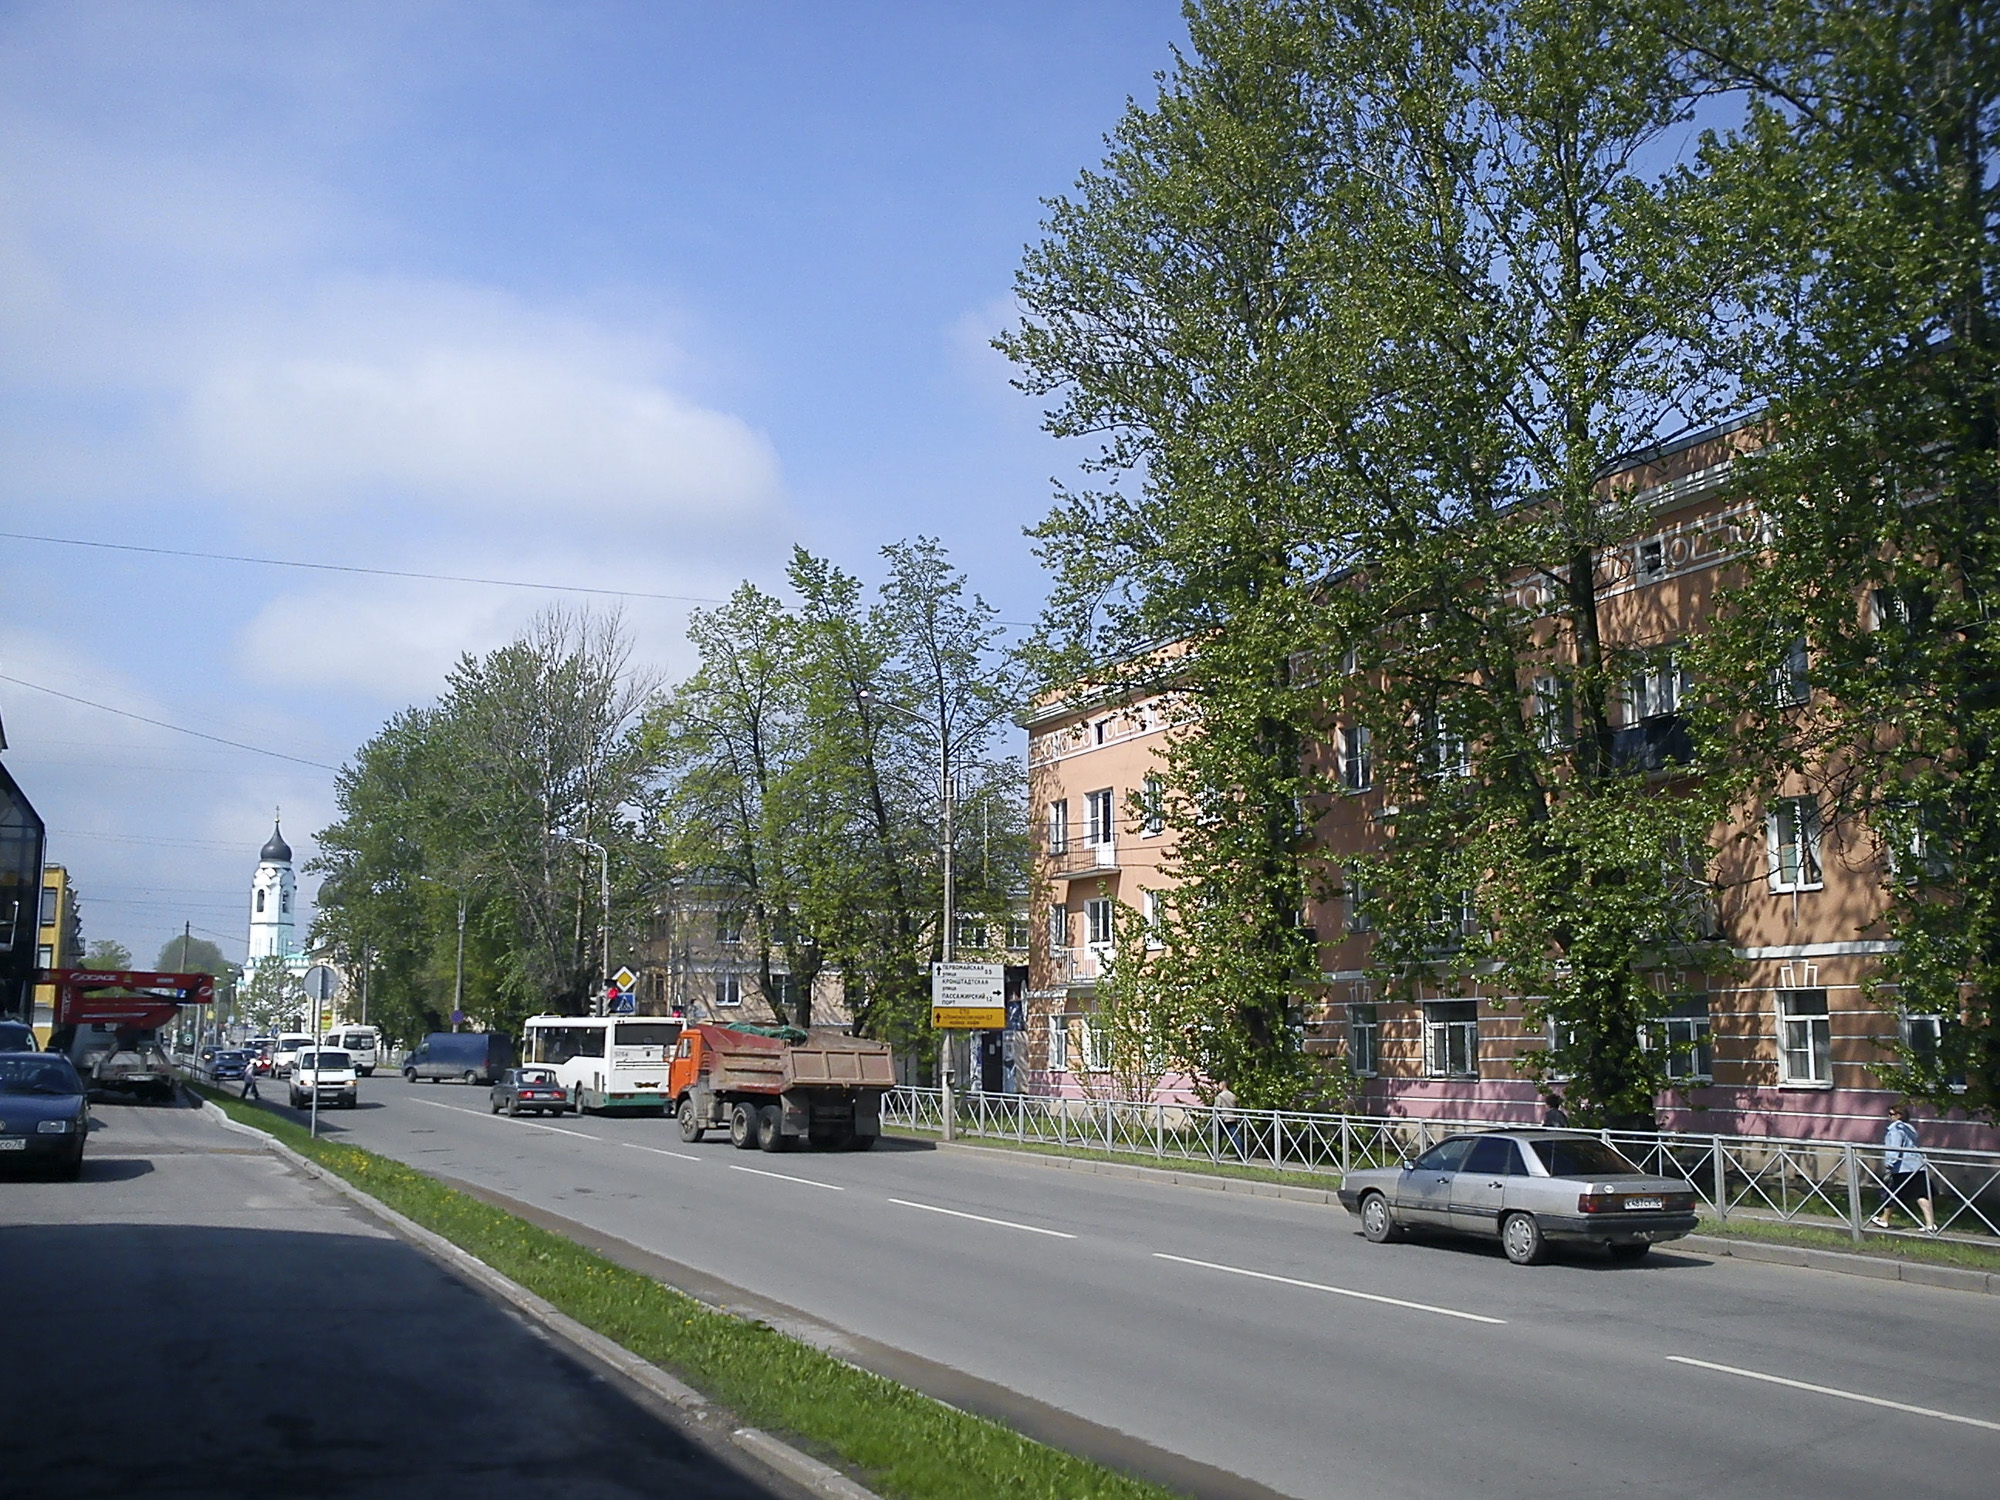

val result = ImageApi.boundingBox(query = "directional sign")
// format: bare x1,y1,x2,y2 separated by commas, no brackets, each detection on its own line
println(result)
931,961,1005,1029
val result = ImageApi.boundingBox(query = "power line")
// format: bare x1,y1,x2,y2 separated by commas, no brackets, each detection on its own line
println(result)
0,673,340,771
0,529,728,605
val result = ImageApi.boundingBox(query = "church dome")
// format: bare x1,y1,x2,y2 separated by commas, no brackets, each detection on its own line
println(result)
260,822,293,864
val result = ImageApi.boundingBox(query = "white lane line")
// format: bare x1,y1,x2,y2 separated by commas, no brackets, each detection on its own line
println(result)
1152,1253,1506,1324
406,1096,601,1141
1666,1356,2000,1433
622,1141,701,1162
887,1198,1076,1239
727,1164,844,1190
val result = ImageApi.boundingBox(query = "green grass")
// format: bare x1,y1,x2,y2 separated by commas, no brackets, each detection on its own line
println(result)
887,1124,1348,1192
1695,1211,2000,1273
191,1084,1181,1500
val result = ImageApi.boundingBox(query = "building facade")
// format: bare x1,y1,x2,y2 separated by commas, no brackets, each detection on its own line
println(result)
32,864,83,1039
1024,425,1999,1149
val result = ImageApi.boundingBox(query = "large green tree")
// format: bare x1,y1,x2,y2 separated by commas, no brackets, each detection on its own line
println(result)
1683,0,2000,1117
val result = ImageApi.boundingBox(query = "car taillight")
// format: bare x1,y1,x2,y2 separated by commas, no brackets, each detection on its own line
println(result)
1578,1192,1621,1213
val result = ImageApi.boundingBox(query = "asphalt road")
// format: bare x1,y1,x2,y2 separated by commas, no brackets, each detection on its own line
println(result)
260,1075,2000,1500
0,1095,798,1500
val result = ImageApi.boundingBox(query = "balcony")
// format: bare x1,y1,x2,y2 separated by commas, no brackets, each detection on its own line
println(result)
1049,841,1120,881
1053,945,1108,988
1611,713,1694,774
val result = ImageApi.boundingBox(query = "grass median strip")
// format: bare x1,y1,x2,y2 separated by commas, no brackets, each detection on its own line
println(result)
192,1085,1180,1500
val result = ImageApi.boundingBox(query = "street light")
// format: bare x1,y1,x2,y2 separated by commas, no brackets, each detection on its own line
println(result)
858,688,957,1141
416,874,483,1030
566,836,611,1017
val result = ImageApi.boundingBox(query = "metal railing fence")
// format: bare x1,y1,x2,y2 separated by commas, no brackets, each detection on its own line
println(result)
883,1087,2000,1246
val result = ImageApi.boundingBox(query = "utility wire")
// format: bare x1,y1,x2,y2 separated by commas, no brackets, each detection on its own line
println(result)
0,673,339,771
0,529,728,605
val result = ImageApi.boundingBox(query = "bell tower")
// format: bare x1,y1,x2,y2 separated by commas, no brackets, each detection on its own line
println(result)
247,814,296,966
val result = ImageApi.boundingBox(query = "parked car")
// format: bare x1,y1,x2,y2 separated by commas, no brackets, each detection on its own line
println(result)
289,1048,359,1110
403,1032,513,1086
489,1067,570,1117
1337,1130,1698,1264
0,1020,40,1052
0,1053,89,1178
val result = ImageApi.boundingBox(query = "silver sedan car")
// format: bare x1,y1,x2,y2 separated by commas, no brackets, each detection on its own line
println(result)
1337,1130,1698,1264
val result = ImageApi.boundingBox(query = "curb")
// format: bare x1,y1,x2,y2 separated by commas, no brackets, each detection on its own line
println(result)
199,1100,882,1500
930,1138,2000,1295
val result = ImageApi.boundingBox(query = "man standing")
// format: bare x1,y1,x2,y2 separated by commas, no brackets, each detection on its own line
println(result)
1870,1103,1938,1234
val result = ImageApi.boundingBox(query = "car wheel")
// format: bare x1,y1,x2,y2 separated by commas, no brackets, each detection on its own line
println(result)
404,1070,417,1084
1606,1241,1651,1263
1501,1211,1549,1266
729,1102,758,1150
755,1104,786,1152
1360,1192,1402,1244
678,1099,705,1143
505,1098,519,1117
463,1070,478,1086
54,1151,83,1181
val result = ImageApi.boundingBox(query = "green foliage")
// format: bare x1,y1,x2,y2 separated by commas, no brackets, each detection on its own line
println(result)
236,958,307,1033
154,935,231,978
196,1086,1175,1500
82,939,132,970
1683,0,2000,1118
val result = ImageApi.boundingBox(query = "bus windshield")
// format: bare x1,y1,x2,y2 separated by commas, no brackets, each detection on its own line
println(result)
614,1023,680,1048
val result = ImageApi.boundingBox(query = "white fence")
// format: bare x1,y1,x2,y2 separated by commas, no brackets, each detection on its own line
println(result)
883,1087,2000,1245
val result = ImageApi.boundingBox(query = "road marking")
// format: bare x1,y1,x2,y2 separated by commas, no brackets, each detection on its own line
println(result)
622,1141,701,1162
728,1164,844,1190
1152,1253,1506,1324
887,1198,1076,1239
406,1096,600,1141
1665,1356,2000,1433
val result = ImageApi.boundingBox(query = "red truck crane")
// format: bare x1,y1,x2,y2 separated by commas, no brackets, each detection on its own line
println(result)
668,1023,894,1153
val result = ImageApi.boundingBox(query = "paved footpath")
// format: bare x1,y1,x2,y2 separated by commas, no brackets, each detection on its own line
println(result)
0,1095,797,1500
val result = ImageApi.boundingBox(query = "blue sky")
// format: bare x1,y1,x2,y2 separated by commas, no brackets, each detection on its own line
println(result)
0,1,1185,964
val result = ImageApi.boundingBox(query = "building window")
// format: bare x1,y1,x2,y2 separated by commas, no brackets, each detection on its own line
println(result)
1531,674,1568,752
1047,1014,1069,1072
255,889,265,914
1902,1013,1966,1089
716,911,744,945
1006,914,1031,951
1085,788,1115,847
1423,1001,1479,1078
1085,898,1114,948
1770,636,1810,708
1777,989,1831,1085
1425,716,1468,778
1655,998,1714,1082
281,891,291,914
1629,652,1683,722
1638,537,1665,579
1338,724,1373,791
955,915,987,951
1142,890,1166,949
1046,799,1069,855
1767,797,1823,891
1344,878,1373,935
1078,1015,1112,1072
1048,903,1070,951
37,944,53,969
1140,775,1165,836
38,886,56,927
1348,1004,1379,1076
714,975,743,1008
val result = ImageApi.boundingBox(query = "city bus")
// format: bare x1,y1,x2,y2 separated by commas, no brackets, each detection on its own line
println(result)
322,1023,383,1076
520,1015,683,1114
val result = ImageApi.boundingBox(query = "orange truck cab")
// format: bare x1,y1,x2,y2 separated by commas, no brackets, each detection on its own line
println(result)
668,1023,894,1154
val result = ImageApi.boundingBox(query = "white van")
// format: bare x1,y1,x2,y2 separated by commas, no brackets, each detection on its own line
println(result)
271,1033,316,1078
322,1025,382,1077
290,1048,359,1110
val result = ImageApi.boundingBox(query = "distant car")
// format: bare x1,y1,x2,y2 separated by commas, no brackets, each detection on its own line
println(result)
0,1020,38,1053
288,1048,359,1110
0,1053,90,1178
489,1067,570,1117
208,1049,251,1082
1337,1130,1698,1265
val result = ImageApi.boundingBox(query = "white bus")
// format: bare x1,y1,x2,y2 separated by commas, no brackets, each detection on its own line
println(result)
322,1024,383,1076
520,1015,683,1114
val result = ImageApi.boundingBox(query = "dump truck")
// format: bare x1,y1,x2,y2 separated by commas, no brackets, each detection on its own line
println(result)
669,1023,894,1152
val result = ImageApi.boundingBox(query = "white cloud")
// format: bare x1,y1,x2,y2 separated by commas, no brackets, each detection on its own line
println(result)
185,280,785,527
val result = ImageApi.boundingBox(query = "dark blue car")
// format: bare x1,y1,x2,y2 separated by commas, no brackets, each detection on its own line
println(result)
208,1049,251,1082
0,1054,89,1179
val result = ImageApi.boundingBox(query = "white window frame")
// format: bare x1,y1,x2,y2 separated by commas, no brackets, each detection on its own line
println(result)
1085,788,1116,847
1422,1001,1479,1079
1084,897,1114,948
1077,1015,1112,1073
1654,998,1714,1082
714,974,743,1009
1348,1004,1379,1076
1629,652,1684,723
1046,1014,1069,1073
1767,796,1824,892
1341,724,1373,792
1770,636,1810,708
1142,890,1166,949
1047,903,1070,952
1776,988,1831,1086
1531,674,1567,752
1140,775,1166,836
1046,799,1070,855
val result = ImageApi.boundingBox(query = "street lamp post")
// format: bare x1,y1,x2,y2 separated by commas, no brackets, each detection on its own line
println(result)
417,875,482,1029
859,689,955,1141
567,836,611,1016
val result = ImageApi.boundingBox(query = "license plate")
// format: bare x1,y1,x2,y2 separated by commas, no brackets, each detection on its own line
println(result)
1624,1197,1664,1210
0,1138,25,1151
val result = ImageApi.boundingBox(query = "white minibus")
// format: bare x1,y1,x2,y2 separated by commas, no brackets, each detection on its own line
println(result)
322,1024,383,1076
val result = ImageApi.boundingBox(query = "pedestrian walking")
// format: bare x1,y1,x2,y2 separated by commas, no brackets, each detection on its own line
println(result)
1870,1103,1938,1234
1214,1083,1243,1157
1542,1092,1570,1128
240,1060,260,1102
